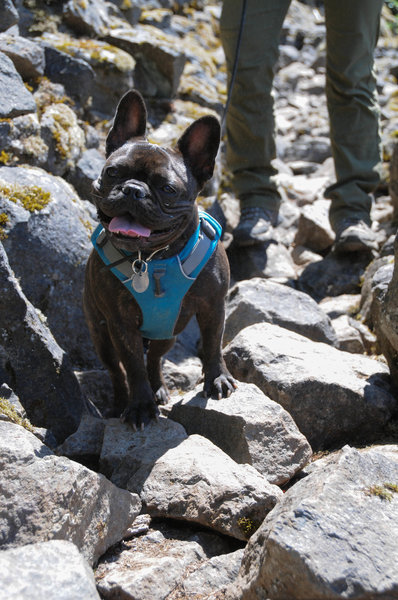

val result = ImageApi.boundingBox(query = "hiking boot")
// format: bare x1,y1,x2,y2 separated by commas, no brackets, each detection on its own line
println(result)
233,206,278,247
334,218,378,254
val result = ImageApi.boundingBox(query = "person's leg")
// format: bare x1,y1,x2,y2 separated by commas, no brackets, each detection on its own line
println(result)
324,0,383,250
220,0,290,245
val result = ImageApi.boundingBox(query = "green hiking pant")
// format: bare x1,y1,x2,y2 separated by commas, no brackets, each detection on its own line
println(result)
220,0,383,230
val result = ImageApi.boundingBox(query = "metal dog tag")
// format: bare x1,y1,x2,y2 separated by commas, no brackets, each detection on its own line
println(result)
130,259,149,293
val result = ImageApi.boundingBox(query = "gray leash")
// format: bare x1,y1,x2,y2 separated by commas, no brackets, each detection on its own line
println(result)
221,0,248,136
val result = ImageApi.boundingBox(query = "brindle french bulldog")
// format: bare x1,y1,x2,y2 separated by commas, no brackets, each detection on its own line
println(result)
84,89,236,428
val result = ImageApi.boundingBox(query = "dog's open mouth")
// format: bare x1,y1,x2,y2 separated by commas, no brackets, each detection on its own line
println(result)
108,215,151,238
98,209,172,242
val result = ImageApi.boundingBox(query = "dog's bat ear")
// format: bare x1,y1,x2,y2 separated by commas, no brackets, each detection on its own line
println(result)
106,90,147,157
177,116,220,187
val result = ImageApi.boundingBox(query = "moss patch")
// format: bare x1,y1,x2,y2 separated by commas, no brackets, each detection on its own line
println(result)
0,397,35,433
365,482,398,501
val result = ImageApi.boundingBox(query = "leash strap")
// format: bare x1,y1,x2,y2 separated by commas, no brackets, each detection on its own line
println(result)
221,0,248,135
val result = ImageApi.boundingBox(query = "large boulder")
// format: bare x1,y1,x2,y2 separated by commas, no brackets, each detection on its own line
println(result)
227,445,398,600
40,33,135,117
104,420,283,541
0,242,84,442
224,323,395,450
0,165,98,368
0,421,141,565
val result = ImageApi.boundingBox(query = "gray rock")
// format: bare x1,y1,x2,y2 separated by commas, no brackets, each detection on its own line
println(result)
298,251,372,301
319,293,361,319
67,148,105,201
124,433,283,540
96,533,207,600
282,134,331,164
63,0,116,37
0,420,141,565
105,25,186,98
166,382,312,486
227,240,296,284
75,369,114,417
224,322,395,450
0,165,98,368
331,314,366,354
0,242,84,442
228,445,398,600
100,416,188,484
224,277,337,346
42,44,95,108
40,32,135,118
40,102,86,176
56,414,106,470
96,517,238,600
0,0,19,32
108,0,141,25
0,383,26,419
373,235,398,388
294,198,335,252
0,34,45,79
0,51,37,118
0,540,100,600
0,112,49,167
359,256,393,328
181,549,244,598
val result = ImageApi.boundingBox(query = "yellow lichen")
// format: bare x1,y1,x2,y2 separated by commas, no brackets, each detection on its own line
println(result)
0,151,13,166
0,397,35,433
47,35,135,72
237,516,259,537
0,181,51,212
0,212,9,240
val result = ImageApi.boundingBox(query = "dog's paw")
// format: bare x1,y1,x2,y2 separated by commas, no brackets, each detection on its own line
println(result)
121,399,159,430
203,373,238,400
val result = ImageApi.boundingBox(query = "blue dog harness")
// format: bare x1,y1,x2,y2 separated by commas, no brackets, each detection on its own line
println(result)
91,211,222,340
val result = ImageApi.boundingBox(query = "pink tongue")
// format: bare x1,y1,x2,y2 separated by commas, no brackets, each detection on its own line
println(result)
108,216,151,238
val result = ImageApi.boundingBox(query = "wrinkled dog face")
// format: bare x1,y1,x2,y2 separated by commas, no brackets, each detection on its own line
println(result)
92,90,220,253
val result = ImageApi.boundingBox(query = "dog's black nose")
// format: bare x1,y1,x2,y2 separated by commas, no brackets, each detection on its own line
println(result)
122,183,146,199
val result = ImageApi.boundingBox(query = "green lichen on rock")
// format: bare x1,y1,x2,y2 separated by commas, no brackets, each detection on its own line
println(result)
0,180,51,212
0,397,35,433
0,212,9,239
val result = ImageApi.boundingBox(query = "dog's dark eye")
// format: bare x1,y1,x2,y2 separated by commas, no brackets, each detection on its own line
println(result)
106,166,119,178
162,184,176,194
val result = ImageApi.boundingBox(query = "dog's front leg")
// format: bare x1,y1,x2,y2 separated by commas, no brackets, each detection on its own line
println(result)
108,323,159,428
197,303,237,399
146,338,175,405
